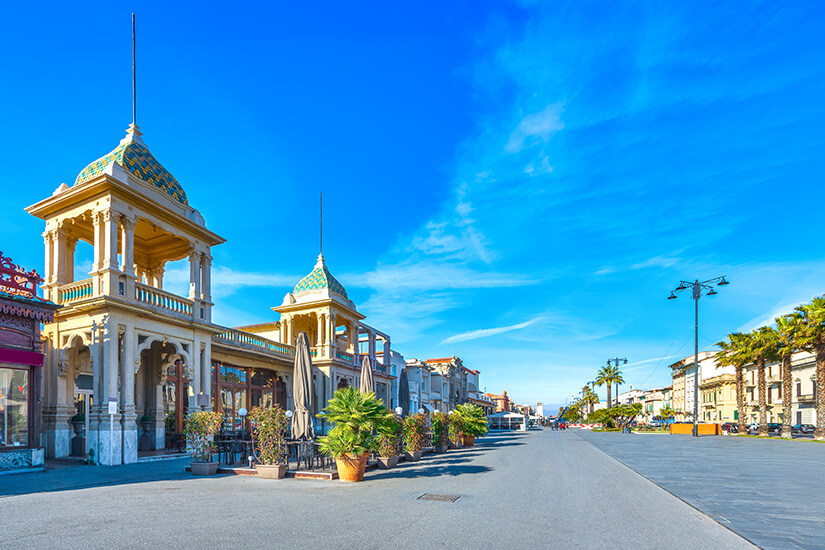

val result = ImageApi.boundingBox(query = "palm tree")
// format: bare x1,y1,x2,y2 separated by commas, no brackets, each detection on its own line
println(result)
715,332,753,435
752,326,779,437
595,366,623,408
776,313,803,439
795,296,825,441
659,405,676,423
580,386,599,416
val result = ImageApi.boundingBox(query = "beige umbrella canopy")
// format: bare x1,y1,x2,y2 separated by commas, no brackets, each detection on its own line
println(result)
359,355,375,395
291,332,315,440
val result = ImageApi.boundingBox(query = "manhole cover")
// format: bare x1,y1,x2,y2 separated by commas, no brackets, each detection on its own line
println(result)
417,493,460,503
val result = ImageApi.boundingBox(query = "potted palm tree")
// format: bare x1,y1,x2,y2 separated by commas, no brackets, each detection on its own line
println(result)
448,413,463,448
318,387,391,482
452,403,488,447
184,410,223,475
249,405,289,479
377,413,401,469
432,411,449,453
402,413,426,461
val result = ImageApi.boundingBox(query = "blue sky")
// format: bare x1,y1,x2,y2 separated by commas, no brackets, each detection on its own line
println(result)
2,2,824,410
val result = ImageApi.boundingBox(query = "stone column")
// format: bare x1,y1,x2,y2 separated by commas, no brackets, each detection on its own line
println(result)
103,210,119,271
316,313,323,346
188,249,201,300
350,322,359,357
42,231,53,300
120,324,137,464
200,253,211,301
53,225,68,286
368,331,376,364
66,237,77,283
120,216,136,277
384,339,391,369
95,316,123,465
202,342,212,409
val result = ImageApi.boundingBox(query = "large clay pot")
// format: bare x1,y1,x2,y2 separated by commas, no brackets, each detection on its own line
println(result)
462,434,476,447
256,464,288,479
336,452,369,482
190,461,219,476
377,456,399,469
403,449,422,462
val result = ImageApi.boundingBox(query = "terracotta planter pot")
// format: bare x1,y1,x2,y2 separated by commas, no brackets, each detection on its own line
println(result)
377,456,399,469
256,464,288,479
462,434,476,447
403,449,422,462
336,452,369,482
190,461,219,476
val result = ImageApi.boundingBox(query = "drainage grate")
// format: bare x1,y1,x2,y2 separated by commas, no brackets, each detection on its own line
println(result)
417,493,461,503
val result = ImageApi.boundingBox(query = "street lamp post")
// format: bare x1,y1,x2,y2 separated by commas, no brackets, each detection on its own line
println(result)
668,276,730,437
606,358,627,407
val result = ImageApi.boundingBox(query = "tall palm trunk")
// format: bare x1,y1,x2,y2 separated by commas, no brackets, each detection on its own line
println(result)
757,357,768,436
781,354,793,439
736,366,746,434
606,385,612,410
816,341,825,441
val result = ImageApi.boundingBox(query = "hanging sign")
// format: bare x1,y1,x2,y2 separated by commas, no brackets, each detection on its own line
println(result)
108,398,118,415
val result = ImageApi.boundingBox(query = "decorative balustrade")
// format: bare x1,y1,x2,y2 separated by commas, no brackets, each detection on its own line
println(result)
135,282,193,316
336,350,353,362
57,278,94,305
310,347,318,358
213,326,296,359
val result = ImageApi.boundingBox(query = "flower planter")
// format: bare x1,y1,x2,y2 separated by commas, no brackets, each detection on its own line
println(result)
336,452,370,482
462,434,476,447
403,449,422,462
190,461,219,476
256,464,288,479
377,456,399,469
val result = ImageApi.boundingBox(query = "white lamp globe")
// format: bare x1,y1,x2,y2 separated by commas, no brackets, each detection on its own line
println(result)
285,410,294,418
238,408,248,417
394,407,403,415
418,408,425,414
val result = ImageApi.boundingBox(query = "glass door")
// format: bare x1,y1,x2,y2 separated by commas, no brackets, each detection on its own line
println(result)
163,361,189,450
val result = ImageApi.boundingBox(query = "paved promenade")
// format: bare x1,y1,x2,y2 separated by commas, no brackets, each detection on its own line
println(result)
0,430,751,550
577,430,825,550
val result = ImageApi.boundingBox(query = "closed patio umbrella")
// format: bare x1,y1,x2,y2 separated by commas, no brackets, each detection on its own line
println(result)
398,366,410,417
291,332,315,440
359,355,375,395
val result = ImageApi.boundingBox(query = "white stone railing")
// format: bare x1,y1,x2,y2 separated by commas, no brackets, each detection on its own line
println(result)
57,278,94,305
213,327,296,360
134,282,193,317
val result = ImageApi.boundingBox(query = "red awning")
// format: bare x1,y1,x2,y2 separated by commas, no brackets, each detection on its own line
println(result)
0,347,44,367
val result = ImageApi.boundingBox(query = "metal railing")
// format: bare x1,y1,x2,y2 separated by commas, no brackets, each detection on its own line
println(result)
135,282,193,316
57,278,94,304
213,327,296,359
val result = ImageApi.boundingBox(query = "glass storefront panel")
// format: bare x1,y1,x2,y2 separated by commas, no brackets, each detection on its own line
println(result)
0,367,29,448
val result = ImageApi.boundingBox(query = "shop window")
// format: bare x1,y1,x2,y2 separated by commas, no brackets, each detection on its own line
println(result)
0,367,28,448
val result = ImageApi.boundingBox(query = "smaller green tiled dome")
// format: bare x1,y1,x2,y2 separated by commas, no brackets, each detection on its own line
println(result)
294,254,348,299
75,124,188,205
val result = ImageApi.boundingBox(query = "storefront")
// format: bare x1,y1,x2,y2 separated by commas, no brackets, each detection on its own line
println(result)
0,253,58,472
211,360,288,432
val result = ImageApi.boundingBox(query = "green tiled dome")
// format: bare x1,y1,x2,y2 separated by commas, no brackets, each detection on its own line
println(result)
294,255,348,299
75,125,188,205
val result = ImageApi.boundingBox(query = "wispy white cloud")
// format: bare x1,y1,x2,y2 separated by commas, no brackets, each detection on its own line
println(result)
344,260,536,292
164,264,299,300
505,103,565,153
440,317,543,345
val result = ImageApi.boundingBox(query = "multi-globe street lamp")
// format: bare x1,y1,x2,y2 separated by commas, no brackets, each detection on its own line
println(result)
607,358,627,407
667,276,730,437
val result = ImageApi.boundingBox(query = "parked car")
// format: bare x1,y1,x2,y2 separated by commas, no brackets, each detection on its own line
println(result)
792,424,815,435
746,423,760,434
721,422,739,434
766,423,782,435
649,420,664,428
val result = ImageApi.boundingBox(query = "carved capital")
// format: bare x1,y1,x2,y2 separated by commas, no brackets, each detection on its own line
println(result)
57,360,70,377
120,215,136,230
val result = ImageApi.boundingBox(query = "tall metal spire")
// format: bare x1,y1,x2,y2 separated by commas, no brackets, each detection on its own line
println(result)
132,13,136,125
320,192,323,255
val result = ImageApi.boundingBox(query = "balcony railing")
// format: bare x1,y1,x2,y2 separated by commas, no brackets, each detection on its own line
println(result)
336,350,353,362
213,327,296,360
57,278,94,305
135,282,193,317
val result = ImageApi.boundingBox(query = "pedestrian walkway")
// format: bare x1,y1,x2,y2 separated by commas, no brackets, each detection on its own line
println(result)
0,430,750,549
576,429,825,550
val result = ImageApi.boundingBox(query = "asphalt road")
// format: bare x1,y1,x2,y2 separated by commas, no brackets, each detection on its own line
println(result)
0,430,752,550
578,429,825,550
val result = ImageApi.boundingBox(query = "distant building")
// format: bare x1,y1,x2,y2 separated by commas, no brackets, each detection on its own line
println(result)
485,391,511,412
